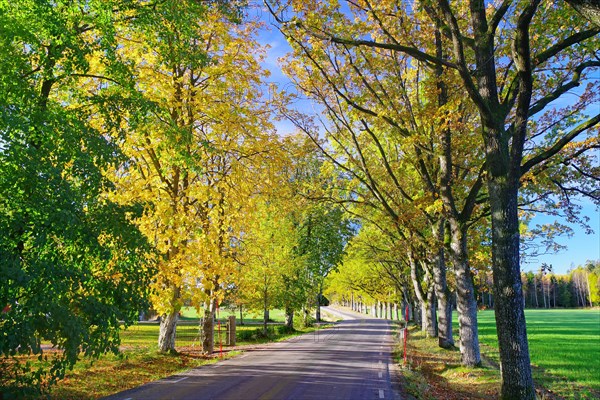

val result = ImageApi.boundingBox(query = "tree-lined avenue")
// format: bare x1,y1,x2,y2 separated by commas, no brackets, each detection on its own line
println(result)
103,307,398,400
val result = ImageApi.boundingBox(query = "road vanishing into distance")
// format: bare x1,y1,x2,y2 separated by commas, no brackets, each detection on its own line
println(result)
104,307,401,400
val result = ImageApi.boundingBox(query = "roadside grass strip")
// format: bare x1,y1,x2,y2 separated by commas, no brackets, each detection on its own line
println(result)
398,309,600,400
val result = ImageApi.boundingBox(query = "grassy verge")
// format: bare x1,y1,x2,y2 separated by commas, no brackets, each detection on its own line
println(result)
49,349,239,400
397,326,502,400
398,309,600,400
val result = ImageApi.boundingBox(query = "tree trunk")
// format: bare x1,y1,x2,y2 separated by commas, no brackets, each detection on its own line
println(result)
263,308,269,336
433,221,454,349
316,292,322,322
413,300,422,327
533,276,540,308
239,304,244,325
542,278,547,308
449,221,480,365
303,307,310,326
158,311,179,353
489,178,534,399
586,274,594,308
285,308,294,330
424,285,438,337
409,252,437,337
202,298,217,354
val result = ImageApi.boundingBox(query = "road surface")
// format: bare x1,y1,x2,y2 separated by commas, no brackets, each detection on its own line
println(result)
104,307,400,400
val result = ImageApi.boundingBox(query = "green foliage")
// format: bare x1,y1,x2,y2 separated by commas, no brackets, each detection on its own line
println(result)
297,205,355,279
0,0,154,395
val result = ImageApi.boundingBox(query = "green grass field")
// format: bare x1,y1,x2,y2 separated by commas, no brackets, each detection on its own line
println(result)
401,308,600,399
178,306,287,323
121,320,304,349
476,309,600,397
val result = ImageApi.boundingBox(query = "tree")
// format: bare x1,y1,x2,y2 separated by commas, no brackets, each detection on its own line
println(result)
0,0,153,395
239,200,300,336
566,0,600,25
266,1,599,397
108,2,279,353
283,136,357,323
297,204,355,322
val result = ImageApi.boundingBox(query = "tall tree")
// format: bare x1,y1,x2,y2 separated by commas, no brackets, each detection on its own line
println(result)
0,0,153,395
239,199,301,335
108,2,279,353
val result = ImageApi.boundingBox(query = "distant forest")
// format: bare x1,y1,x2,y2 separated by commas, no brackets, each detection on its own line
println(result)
474,261,600,309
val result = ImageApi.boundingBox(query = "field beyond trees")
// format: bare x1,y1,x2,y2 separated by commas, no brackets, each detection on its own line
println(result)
401,309,600,399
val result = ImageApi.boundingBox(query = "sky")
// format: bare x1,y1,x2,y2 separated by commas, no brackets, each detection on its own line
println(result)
251,4,600,276
524,202,599,275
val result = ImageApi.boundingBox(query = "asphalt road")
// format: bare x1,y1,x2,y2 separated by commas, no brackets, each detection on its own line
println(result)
103,307,400,400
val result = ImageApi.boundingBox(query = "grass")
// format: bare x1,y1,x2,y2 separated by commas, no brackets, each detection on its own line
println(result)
178,306,287,323
478,309,600,398
397,326,500,400
41,309,330,399
399,308,600,400
49,349,238,400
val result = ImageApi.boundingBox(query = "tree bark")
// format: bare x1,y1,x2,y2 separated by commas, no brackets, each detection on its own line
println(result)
566,0,600,25
316,292,321,322
449,221,481,365
202,298,217,354
432,221,454,349
424,285,438,337
489,178,534,399
157,285,181,353
158,311,179,353
285,308,294,330
263,308,270,336
409,252,437,337
413,300,422,327
303,307,310,326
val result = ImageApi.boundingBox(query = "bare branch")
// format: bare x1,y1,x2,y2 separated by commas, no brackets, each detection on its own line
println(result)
521,113,600,175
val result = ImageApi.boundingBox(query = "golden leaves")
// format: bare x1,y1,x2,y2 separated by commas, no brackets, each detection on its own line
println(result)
100,7,286,315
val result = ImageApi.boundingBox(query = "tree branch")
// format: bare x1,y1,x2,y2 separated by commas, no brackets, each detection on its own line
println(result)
521,113,600,175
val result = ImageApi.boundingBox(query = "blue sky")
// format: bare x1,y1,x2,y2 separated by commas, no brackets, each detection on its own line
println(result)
253,5,599,276
524,202,599,275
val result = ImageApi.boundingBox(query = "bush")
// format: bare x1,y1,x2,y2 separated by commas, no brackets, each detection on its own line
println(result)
275,325,295,335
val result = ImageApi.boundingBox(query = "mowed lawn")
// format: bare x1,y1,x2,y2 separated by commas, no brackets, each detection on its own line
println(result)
476,309,600,394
